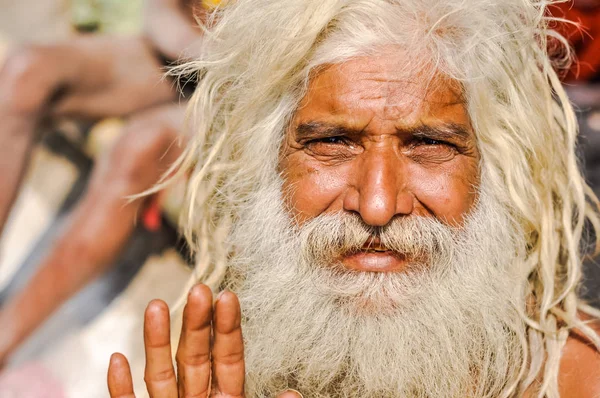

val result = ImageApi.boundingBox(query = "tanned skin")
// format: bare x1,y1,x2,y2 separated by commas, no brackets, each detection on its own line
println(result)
108,54,600,397
0,0,204,365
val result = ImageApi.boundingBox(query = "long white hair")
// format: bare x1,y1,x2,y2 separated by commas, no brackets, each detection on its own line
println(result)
162,0,600,396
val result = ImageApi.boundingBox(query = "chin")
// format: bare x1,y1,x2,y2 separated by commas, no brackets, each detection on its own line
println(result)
312,263,427,317
334,292,402,316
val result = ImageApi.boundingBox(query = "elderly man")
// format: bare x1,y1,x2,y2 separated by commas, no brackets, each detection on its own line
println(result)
108,0,600,397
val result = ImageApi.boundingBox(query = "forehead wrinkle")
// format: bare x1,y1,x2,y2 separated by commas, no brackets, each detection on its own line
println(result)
298,55,470,136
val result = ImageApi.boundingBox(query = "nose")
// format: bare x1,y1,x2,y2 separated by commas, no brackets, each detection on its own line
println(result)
343,147,414,226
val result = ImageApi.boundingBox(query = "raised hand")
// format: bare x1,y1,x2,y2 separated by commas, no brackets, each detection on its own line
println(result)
107,284,301,398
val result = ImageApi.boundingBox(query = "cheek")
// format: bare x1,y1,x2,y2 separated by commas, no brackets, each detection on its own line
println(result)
280,152,480,226
407,159,479,225
280,155,349,224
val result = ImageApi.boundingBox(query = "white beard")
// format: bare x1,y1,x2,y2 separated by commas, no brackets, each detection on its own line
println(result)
224,178,528,398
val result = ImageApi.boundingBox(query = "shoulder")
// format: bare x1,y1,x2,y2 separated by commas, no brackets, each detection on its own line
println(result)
559,316,600,397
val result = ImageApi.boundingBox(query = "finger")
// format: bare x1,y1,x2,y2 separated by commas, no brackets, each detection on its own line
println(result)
107,353,136,398
211,291,245,397
175,284,213,398
143,300,178,398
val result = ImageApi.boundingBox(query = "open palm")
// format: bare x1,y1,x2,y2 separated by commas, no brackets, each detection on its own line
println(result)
107,284,301,398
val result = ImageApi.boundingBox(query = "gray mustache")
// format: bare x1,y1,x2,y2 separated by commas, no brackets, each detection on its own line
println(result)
298,212,458,267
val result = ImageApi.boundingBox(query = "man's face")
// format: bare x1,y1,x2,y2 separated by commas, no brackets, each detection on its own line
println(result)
279,53,480,272
231,52,526,397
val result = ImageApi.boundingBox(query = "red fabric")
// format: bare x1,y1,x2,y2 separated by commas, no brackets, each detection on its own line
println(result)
551,1,600,82
142,195,162,232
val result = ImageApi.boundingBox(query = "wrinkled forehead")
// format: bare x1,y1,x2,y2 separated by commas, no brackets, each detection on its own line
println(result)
296,52,470,130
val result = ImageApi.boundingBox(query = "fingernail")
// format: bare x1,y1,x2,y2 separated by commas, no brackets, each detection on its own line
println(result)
109,352,122,365
188,284,200,297
277,390,303,398
216,289,227,301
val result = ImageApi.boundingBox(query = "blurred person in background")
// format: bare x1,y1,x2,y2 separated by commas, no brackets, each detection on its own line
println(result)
0,0,204,367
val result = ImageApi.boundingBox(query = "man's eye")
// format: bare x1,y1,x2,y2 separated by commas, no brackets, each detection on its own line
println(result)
412,137,459,150
310,136,347,145
304,136,353,149
409,137,458,162
418,137,447,146
303,136,359,158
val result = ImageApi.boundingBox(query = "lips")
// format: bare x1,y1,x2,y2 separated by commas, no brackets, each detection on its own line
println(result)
340,237,408,272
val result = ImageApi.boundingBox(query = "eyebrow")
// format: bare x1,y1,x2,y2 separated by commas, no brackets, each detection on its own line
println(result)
295,122,363,141
295,121,472,143
409,123,472,142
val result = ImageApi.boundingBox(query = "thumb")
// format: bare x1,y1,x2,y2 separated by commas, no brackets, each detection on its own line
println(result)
276,390,303,398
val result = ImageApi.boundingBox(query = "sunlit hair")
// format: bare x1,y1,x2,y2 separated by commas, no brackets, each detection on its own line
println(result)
163,0,600,395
